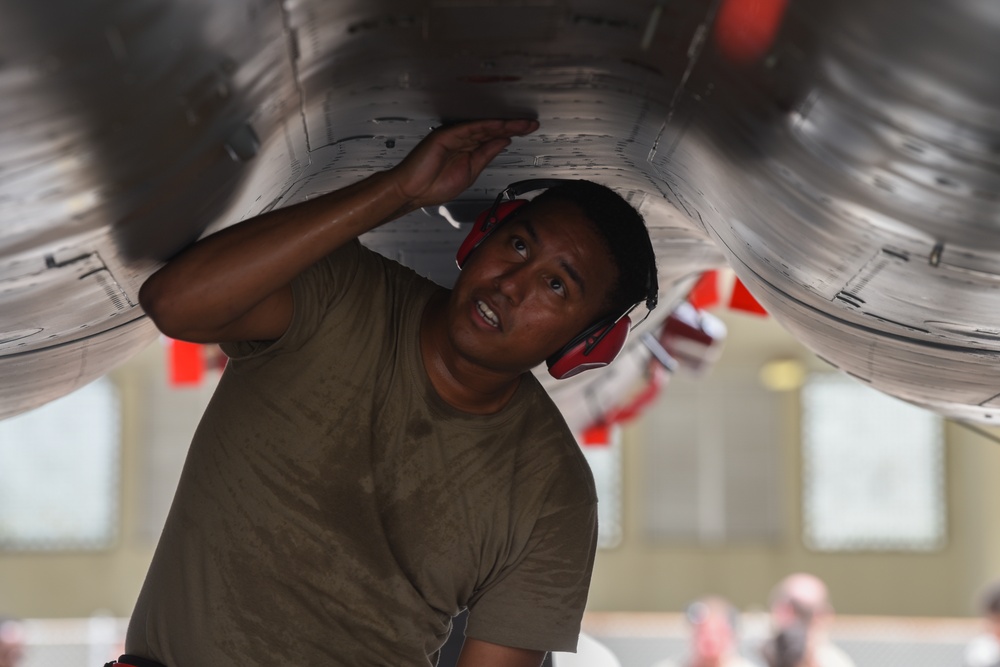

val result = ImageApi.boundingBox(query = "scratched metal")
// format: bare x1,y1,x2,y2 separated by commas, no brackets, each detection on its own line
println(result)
1,0,998,424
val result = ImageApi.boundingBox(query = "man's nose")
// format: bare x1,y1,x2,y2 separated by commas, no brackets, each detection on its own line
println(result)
494,266,527,304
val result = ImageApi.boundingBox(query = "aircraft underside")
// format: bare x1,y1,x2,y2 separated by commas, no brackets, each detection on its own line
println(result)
2,0,999,424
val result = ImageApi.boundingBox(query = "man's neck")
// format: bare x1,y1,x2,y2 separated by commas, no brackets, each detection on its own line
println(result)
419,292,523,415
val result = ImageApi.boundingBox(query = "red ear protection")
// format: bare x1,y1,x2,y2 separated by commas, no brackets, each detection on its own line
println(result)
547,315,632,380
455,199,528,268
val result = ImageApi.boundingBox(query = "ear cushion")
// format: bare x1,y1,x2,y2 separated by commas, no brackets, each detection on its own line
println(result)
456,199,528,268
547,315,632,380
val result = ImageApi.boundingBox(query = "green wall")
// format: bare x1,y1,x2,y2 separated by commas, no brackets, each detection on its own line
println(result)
1,314,998,620
587,313,1000,618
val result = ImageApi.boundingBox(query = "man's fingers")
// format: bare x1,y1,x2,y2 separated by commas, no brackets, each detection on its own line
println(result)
468,137,513,177
392,119,538,205
466,120,536,173
435,118,539,151
502,118,540,136
472,118,538,139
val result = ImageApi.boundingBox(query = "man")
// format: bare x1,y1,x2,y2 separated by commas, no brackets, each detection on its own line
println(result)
120,119,658,666
653,597,755,667
0,617,24,667
762,574,856,667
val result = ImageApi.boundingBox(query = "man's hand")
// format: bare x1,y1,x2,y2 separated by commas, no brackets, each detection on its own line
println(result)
388,119,539,212
139,118,537,344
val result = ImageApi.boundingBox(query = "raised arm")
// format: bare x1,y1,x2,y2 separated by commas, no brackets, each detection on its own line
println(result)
138,118,539,343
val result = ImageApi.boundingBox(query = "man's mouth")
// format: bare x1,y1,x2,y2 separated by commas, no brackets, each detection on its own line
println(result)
475,299,500,329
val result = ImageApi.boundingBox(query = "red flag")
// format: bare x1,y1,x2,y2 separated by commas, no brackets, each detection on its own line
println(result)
582,424,611,447
169,339,204,386
728,277,768,316
689,270,720,309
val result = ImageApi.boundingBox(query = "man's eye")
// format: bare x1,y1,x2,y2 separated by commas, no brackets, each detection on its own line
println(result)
512,237,527,257
549,277,565,296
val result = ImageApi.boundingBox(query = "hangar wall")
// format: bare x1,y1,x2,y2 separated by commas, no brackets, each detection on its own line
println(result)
0,312,998,620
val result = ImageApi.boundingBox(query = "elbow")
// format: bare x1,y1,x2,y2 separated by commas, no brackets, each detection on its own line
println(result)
138,273,196,341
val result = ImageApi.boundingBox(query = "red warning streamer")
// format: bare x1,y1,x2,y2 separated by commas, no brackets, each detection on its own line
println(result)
728,277,768,316
581,365,668,445
169,339,204,386
689,270,721,310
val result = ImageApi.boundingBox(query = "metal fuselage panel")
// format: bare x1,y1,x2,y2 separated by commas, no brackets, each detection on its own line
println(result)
1,0,998,422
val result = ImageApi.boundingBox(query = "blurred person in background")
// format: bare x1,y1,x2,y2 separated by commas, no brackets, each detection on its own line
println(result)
0,617,25,667
652,596,755,667
761,573,855,667
963,580,1000,667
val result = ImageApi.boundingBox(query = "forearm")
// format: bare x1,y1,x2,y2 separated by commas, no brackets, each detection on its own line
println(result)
139,169,409,338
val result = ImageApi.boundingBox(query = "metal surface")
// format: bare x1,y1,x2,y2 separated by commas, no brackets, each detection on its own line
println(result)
1,0,998,423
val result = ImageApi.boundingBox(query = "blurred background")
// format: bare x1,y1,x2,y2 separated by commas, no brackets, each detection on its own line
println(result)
2,284,998,667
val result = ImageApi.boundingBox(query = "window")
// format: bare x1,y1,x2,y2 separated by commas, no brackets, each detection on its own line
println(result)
0,378,120,550
643,370,783,544
580,425,624,549
801,373,945,551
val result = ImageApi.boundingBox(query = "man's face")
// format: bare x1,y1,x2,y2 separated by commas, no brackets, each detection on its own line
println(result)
692,614,734,661
0,620,24,667
446,198,618,374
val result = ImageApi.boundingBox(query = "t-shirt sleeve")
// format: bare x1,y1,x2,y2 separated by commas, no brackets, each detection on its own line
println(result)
464,499,599,653
221,239,366,360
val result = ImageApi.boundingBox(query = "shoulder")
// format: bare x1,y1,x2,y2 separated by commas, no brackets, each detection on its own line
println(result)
299,240,441,328
225,241,437,360
310,240,434,296
512,374,597,503
513,373,578,440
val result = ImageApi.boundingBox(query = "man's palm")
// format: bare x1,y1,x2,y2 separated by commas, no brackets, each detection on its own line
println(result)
391,119,538,210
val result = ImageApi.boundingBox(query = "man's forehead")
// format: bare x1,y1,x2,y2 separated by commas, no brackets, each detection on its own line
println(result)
510,209,618,309
510,201,597,248
522,203,613,258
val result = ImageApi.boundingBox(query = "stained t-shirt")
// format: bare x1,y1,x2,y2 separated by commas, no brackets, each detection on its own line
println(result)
125,240,599,666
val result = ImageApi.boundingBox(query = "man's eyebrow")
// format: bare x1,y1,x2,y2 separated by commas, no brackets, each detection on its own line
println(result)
523,219,586,296
561,259,586,296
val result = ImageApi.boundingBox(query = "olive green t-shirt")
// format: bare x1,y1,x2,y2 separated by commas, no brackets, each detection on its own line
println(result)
126,240,598,666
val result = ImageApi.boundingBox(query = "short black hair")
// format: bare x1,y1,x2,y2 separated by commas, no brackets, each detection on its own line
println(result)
530,180,657,317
